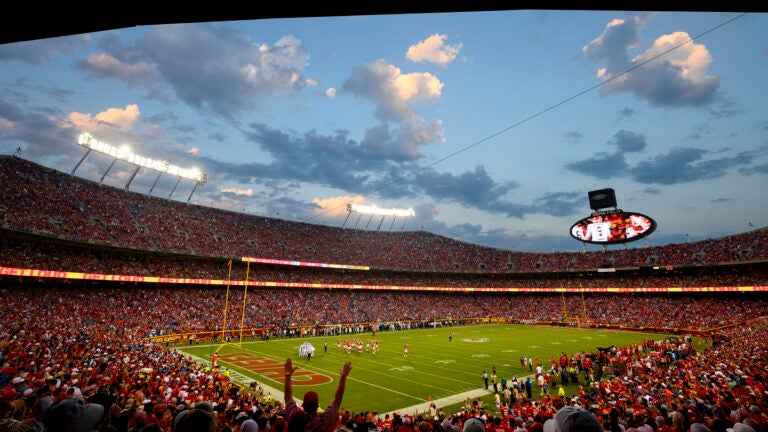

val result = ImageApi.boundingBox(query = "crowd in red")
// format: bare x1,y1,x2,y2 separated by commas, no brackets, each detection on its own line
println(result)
2,233,767,294
1,155,768,432
1,286,766,432
2,156,767,275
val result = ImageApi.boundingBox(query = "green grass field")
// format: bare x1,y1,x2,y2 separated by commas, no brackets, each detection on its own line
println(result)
175,324,675,415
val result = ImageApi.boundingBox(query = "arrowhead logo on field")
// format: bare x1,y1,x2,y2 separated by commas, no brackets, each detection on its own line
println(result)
220,353,332,386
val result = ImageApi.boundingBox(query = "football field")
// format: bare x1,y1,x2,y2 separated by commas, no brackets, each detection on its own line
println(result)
176,324,671,415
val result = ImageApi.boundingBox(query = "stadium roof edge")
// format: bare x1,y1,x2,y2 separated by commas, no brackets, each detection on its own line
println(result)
1,4,758,45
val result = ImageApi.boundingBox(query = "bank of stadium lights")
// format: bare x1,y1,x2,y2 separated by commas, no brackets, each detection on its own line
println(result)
342,203,415,231
72,133,207,203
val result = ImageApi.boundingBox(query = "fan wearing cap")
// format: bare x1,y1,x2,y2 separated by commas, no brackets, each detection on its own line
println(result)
283,357,352,432
464,418,487,432
542,406,604,432
43,397,105,432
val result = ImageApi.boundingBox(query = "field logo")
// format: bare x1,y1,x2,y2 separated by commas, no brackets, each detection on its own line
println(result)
220,353,331,386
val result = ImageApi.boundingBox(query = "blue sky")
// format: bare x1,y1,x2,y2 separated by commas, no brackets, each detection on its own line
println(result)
1,10,767,253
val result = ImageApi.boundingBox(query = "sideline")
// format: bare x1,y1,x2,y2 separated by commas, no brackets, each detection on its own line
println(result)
378,373,537,418
380,387,492,418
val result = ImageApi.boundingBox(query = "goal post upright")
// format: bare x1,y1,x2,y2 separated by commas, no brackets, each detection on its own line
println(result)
217,258,247,353
220,259,233,343
239,258,251,345
561,287,568,319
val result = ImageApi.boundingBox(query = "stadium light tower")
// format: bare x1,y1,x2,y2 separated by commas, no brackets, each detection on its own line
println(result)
73,132,208,203
342,203,415,231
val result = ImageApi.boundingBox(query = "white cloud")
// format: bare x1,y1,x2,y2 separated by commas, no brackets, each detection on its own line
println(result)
584,15,719,107
81,53,152,81
342,59,444,121
68,104,141,138
638,31,713,83
406,33,462,67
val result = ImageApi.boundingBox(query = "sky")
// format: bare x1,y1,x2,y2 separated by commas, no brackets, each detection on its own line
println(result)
1,10,767,253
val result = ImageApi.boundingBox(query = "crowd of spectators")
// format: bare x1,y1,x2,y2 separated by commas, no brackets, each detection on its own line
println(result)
2,235,767,293
2,156,768,432
2,284,766,342
2,156,767,275
1,284,767,432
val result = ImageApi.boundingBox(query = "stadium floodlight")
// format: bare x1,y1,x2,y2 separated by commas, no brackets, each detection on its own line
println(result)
343,203,415,231
348,203,415,218
73,132,208,202
75,133,207,183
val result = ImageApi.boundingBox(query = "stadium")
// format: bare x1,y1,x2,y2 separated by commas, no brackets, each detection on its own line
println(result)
1,154,767,432
2,5,768,432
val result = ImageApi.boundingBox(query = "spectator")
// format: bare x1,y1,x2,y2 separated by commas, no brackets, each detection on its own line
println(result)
283,358,352,432
174,408,218,432
464,418,487,432
543,406,604,432
43,397,105,432
241,418,259,432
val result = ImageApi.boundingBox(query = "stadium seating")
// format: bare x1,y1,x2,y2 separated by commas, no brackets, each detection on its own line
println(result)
1,155,767,432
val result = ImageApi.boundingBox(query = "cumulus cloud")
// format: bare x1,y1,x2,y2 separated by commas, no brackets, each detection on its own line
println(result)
584,15,719,107
75,24,316,119
406,33,462,67
68,104,141,138
77,53,152,82
341,59,444,121
358,114,445,161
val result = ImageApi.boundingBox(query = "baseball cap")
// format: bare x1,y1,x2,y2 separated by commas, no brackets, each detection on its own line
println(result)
44,397,104,432
303,391,319,413
463,418,486,432
554,406,603,432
